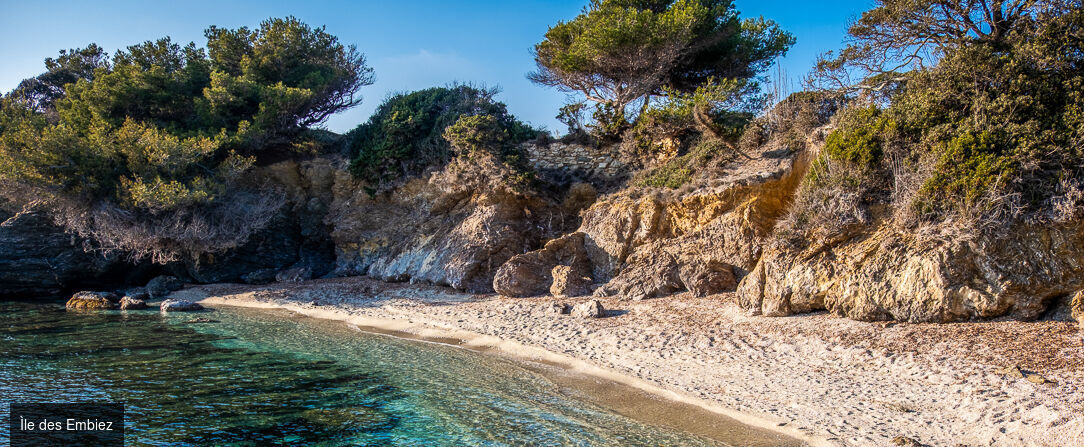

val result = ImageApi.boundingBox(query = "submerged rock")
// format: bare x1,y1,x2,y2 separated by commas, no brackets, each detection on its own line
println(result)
570,299,605,318
66,291,119,310
160,299,204,312
119,296,148,310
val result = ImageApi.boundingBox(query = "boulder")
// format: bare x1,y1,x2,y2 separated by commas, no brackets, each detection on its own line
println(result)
493,233,592,297
570,299,605,318
679,260,737,297
160,299,204,312
546,302,571,315
66,291,119,310
550,265,592,297
119,296,148,310
739,224,1084,322
146,276,184,299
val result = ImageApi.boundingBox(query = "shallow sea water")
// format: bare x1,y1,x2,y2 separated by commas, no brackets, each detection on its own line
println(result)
0,300,752,446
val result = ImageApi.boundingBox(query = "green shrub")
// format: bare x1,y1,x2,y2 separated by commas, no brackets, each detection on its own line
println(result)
0,17,372,261
348,85,536,188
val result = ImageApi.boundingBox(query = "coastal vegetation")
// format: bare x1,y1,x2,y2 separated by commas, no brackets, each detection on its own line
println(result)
0,17,372,262
786,0,1084,239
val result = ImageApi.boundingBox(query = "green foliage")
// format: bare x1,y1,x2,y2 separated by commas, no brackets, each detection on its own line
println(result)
0,17,372,260
348,85,536,188
634,136,728,188
821,106,891,168
530,0,792,137
793,2,1084,233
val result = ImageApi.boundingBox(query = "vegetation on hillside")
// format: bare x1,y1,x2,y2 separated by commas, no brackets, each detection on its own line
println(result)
347,85,537,191
781,0,1084,241
0,17,373,262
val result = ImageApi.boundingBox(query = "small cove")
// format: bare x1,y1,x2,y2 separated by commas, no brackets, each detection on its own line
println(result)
0,300,799,446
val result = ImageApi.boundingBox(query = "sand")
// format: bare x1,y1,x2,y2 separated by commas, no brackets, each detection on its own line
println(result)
176,276,1084,446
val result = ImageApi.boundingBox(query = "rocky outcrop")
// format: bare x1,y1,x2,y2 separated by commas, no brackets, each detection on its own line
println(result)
329,155,569,293
0,210,130,299
493,233,593,297
1072,291,1084,324
571,299,605,318
738,224,1084,322
66,291,119,310
496,144,809,300
182,158,340,283
160,299,204,312
550,265,592,297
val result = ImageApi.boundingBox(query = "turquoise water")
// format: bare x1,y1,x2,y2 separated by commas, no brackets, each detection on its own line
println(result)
0,300,738,446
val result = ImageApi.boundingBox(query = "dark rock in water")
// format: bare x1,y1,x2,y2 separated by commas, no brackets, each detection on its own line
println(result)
66,291,119,310
119,296,148,310
0,210,127,299
570,299,605,318
276,266,313,282
185,317,219,323
146,275,184,299
242,268,279,285
160,299,204,312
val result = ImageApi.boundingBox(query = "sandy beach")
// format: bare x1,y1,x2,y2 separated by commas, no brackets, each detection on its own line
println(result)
178,277,1084,446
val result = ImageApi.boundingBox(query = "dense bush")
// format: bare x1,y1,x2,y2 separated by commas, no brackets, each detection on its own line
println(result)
0,17,373,261
348,85,536,189
784,1,1084,239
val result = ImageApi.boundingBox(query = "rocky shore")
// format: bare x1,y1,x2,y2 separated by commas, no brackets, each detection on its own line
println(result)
176,277,1083,447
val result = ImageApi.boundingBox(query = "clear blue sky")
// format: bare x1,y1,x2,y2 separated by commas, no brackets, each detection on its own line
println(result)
0,0,872,134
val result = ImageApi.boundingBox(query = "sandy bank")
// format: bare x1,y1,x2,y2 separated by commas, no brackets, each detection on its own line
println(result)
177,276,1084,446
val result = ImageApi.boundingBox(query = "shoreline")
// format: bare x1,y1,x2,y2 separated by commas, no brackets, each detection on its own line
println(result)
199,299,820,447
178,276,1084,446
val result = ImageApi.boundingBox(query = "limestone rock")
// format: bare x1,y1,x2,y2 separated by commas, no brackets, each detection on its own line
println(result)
738,224,1084,322
119,296,148,310
160,299,204,312
679,260,737,297
66,291,119,310
550,265,592,297
493,233,592,297
571,299,605,318
1071,290,1084,324
146,275,184,299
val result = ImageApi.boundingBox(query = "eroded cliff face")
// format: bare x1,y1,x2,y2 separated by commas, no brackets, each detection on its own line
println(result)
0,210,133,298
326,155,569,293
494,145,812,299
738,224,1084,322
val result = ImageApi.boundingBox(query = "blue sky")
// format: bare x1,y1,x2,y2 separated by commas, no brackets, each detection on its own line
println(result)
0,0,871,133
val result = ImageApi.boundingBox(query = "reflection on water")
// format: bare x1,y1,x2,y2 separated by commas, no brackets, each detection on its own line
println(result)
0,300,732,446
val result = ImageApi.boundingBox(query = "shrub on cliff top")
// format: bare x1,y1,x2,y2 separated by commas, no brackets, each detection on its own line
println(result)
0,17,373,262
786,1,1084,238
348,85,537,190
